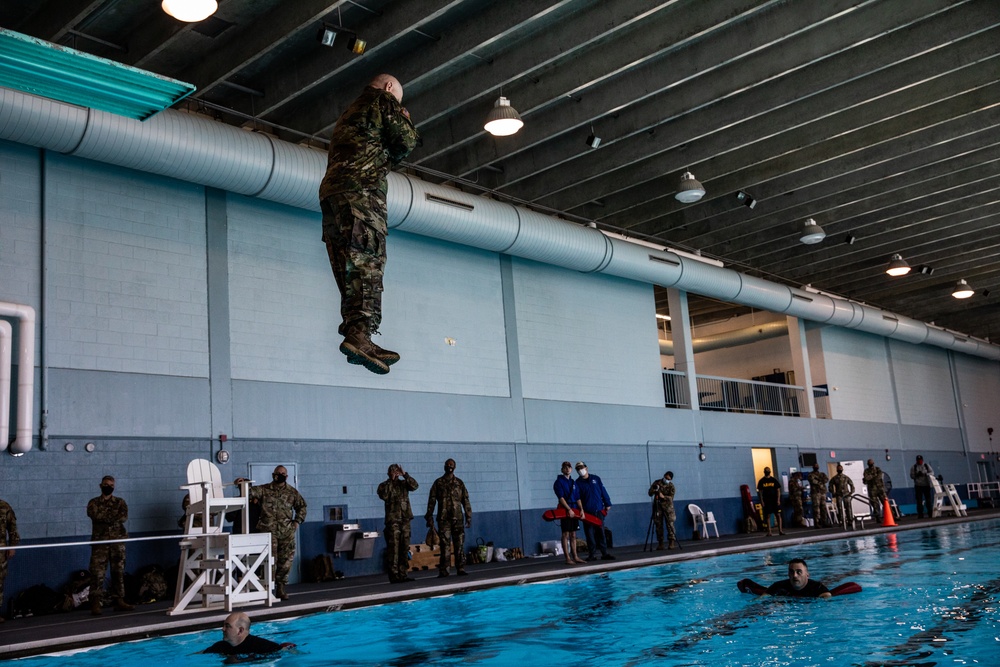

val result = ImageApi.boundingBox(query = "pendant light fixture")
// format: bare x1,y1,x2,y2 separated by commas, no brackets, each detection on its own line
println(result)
484,96,523,136
799,218,826,244
162,0,218,23
885,253,911,277
951,279,974,299
674,171,705,203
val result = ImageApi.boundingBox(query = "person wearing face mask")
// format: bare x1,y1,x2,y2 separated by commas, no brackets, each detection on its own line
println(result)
576,462,614,561
554,461,586,565
788,471,806,527
425,458,472,577
86,475,133,615
243,466,307,600
647,471,677,550
756,467,784,537
863,459,887,519
828,464,855,526
377,463,419,584
808,463,831,528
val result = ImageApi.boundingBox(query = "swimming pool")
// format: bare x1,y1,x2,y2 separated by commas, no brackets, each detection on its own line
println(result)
19,519,1000,666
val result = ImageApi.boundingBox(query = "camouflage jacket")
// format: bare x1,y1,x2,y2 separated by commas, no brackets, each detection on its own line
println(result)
318,86,419,206
808,471,829,495
87,495,128,540
648,479,676,509
828,473,855,498
0,500,19,547
863,466,886,494
249,482,307,539
788,475,804,502
425,474,472,524
377,474,419,523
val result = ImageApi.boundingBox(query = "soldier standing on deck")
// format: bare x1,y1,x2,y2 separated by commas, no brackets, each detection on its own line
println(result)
319,73,419,375
808,463,831,528
648,471,677,549
863,459,888,518
829,464,856,525
0,498,19,622
377,463,418,584
241,466,307,601
425,458,472,578
788,472,806,527
87,475,134,615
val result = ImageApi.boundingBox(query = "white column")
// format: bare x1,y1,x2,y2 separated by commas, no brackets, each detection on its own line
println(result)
666,288,699,410
787,316,816,418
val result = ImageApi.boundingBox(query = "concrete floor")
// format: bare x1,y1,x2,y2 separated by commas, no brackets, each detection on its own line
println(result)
3,508,997,660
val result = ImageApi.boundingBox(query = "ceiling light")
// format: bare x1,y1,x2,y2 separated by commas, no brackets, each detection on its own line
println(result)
586,133,601,148
736,190,756,209
885,253,911,277
317,24,366,54
916,265,934,275
161,0,218,23
675,171,705,203
799,218,826,244
951,279,974,299
484,96,523,136
655,314,671,321
844,233,856,245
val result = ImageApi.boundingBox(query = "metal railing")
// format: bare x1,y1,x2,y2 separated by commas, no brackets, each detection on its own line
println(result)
663,371,814,417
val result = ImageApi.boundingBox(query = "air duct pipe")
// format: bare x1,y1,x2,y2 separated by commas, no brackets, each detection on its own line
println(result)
0,302,36,453
1,88,997,361
659,320,788,356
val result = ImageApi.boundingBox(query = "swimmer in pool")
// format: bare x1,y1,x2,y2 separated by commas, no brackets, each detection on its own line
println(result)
203,612,287,658
762,558,831,598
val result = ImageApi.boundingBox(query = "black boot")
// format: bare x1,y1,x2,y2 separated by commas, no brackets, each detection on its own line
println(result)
340,323,390,375
370,339,400,366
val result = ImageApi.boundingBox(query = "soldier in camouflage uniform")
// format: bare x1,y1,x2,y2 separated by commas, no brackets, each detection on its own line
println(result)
319,73,419,375
425,458,472,577
87,475,134,615
647,471,677,549
807,463,831,528
377,463,419,584
828,464,855,525
863,458,888,519
244,466,307,600
788,472,805,527
0,498,19,622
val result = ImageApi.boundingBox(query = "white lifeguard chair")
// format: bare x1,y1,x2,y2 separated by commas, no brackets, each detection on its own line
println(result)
169,459,274,615
930,477,967,518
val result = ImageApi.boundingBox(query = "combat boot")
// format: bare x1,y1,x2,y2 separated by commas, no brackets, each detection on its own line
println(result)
370,339,400,366
339,323,389,375
275,583,289,600
114,598,134,612
656,541,664,550
90,600,103,616
668,540,678,549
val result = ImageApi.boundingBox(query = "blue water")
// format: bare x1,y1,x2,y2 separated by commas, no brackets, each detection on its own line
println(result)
18,520,1000,666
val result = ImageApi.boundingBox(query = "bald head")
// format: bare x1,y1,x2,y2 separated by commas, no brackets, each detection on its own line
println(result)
222,611,251,646
370,73,403,103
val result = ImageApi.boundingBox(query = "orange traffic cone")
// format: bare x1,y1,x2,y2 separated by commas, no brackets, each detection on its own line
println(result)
882,498,897,527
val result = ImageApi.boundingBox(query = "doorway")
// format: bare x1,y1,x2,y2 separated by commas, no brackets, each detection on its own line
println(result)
751,447,776,484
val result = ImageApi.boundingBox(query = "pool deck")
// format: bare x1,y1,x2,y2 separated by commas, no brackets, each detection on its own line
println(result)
3,508,998,659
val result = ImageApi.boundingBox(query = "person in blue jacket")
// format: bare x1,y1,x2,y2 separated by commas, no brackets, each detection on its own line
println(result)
575,461,615,561
554,461,586,565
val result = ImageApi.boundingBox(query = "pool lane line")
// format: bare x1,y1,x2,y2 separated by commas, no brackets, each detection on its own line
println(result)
2,513,996,659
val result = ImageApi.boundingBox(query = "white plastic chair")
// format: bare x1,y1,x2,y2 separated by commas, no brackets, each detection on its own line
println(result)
687,503,719,539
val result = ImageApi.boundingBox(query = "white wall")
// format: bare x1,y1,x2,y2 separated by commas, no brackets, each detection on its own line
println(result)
889,339,958,427
818,327,897,422
952,352,1000,453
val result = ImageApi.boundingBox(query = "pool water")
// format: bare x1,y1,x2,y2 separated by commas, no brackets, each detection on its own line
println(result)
18,520,1000,666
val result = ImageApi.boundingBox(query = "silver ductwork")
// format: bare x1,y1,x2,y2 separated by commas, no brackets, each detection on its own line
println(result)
1,87,997,361
659,320,789,356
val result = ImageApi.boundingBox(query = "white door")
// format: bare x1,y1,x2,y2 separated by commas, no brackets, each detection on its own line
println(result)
249,462,301,584
841,460,869,518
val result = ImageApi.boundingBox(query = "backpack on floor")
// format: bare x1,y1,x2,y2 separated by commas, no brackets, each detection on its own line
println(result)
12,584,62,617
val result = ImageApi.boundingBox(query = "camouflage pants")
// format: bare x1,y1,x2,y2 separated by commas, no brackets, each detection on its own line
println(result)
868,490,887,517
384,520,412,581
653,505,676,544
0,551,8,609
321,194,387,335
271,534,296,586
790,496,804,526
437,519,466,573
89,543,126,602
811,493,830,526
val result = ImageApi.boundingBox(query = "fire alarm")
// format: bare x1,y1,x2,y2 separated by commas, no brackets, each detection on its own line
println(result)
216,449,230,464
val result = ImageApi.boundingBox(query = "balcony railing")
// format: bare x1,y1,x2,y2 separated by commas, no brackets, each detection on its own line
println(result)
663,371,817,417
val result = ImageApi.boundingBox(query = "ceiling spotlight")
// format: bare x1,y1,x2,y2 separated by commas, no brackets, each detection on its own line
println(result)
982,289,991,298
885,253,911,277
799,218,826,244
844,233,856,245
916,265,934,275
586,133,601,149
675,171,705,203
484,96,523,136
736,190,756,209
952,279,974,299
161,0,218,22
317,24,366,54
